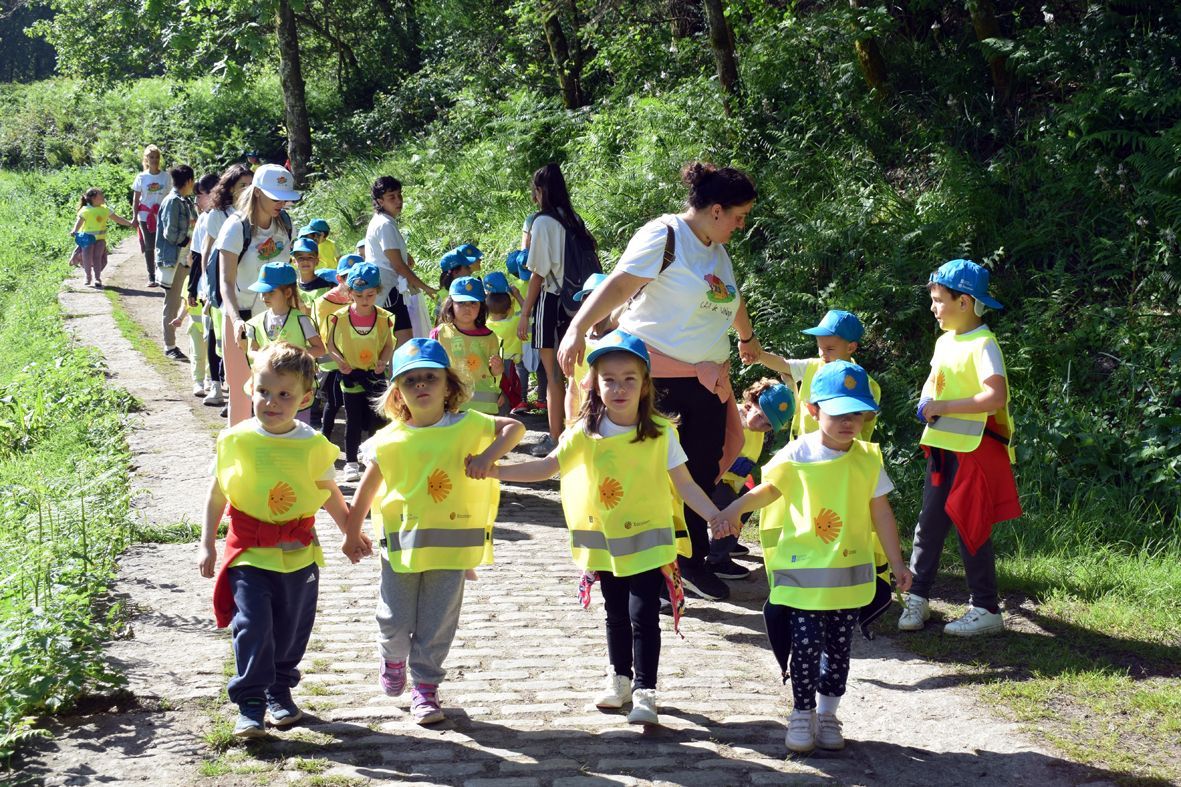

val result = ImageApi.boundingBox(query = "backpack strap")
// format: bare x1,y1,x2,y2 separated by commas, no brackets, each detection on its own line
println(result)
659,220,676,275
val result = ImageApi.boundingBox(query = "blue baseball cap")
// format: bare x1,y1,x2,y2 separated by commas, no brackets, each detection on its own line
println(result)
292,237,319,256
586,329,651,369
802,309,864,342
296,225,316,238
248,261,298,292
809,360,879,416
506,249,530,281
336,253,363,274
456,243,483,261
391,338,451,378
757,384,796,432
314,268,339,287
449,276,486,303
483,271,510,295
929,259,1003,310
307,218,331,234
574,272,608,302
440,250,471,273
346,262,382,291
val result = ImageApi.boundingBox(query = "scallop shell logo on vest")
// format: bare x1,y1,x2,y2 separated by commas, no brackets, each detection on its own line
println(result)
814,508,843,544
599,477,624,510
935,370,947,396
843,375,857,390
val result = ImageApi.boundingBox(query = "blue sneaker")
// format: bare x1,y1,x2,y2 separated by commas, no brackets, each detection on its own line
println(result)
265,688,303,727
233,698,267,738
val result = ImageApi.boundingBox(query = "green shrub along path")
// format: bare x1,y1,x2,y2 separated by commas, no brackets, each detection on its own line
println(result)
13,241,1128,786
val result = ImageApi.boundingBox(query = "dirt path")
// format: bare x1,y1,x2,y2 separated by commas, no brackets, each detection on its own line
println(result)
17,238,1120,786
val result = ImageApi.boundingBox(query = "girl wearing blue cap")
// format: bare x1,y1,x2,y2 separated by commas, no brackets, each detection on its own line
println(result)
901,260,1022,637
496,329,723,727
716,361,912,754
430,277,504,414
343,338,524,725
325,262,396,482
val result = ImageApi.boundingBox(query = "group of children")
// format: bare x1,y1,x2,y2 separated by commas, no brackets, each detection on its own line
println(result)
75,169,1019,755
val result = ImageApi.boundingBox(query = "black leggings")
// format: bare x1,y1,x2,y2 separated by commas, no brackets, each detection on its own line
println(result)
653,377,726,567
599,568,663,690
320,370,343,438
342,388,385,462
206,325,223,383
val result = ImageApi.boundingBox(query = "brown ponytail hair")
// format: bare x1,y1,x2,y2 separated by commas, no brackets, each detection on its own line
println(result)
681,161,757,210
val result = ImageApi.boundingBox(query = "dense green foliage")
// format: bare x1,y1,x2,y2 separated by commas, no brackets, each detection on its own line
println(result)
0,166,136,760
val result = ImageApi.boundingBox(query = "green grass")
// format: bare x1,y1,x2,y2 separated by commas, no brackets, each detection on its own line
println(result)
102,288,173,376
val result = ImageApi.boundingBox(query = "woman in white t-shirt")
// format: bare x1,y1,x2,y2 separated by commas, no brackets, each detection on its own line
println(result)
363,176,437,348
216,164,299,425
516,163,594,451
557,162,760,603
131,144,171,287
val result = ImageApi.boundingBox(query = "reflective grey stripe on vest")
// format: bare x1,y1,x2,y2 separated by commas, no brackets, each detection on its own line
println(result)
387,528,485,551
772,563,875,589
276,537,317,553
470,391,498,403
570,528,674,556
928,415,985,437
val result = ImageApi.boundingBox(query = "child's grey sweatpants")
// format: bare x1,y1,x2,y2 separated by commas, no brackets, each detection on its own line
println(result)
376,556,465,686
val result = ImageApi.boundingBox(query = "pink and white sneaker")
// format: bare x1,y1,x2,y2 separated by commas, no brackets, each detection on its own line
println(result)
410,683,445,725
379,660,406,697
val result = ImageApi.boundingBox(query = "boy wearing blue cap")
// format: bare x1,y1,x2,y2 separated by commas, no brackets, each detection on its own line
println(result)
715,361,912,754
290,236,330,312
430,277,504,414
298,219,337,267
756,309,881,441
900,260,1021,637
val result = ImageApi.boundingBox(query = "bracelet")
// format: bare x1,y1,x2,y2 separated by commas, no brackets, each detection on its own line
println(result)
737,334,754,343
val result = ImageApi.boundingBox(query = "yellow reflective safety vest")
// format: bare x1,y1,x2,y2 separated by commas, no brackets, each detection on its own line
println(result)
312,294,350,371
920,327,1015,461
762,439,880,610
722,428,765,493
327,306,393,371
371,411,499,572
246,310,308,365
435,323,500,414
793,358,881,441
487,309,523,362
556,418,692,577
215,422,338,572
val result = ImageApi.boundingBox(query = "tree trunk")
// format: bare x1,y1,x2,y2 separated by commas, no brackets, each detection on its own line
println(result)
275,0,313,186
543,5,584,109
849,1,887,94
702,0,740,113
968,0,1010,102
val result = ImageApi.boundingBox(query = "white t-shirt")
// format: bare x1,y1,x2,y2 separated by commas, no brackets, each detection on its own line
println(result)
364,213,409,294
616,215,741,364
216,216,291,315
527,214,567,295
210,420,336,481
359,411,466,465
204,208,232,254
775,431,894,498
132,170,171,214
259,312,318,342
594,416,689,470
191,212,209,258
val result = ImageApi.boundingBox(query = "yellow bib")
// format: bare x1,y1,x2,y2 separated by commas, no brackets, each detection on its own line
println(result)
793,358,881,441
487,310,523,361
246,310,308,366
371,411,499,572
722,428,765,493
556,419,691,576
435,323,500,414
762,439,880,610
920,327,1015,460
215,422,338,572
328,306,393,371
312,294,349,371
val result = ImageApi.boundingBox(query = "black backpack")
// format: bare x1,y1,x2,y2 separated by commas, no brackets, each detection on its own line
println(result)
544,211,603,317
204,210,293,309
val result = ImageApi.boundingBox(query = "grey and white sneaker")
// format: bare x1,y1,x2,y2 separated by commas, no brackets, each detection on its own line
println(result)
342,462,362,482
943,605,1004,637
897,594,930,631
815,712,845,750
784,708,816,753
626,688,658,725
530,434,557,457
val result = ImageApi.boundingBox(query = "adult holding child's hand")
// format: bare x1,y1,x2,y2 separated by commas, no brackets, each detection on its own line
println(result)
557,161,759,603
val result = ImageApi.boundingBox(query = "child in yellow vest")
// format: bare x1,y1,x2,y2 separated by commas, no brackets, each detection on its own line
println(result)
483,272,528,414
197,342,370,738
311,254,360,439
430,277,503,415
69,187,134,288
290,236,330,313
300,218,337,267
707,377,795,580
496,330,722,727
900,260,1021,637
325,262,396,482
342,338,524,725
756,309,881,441
244,263,326,424
715,361,912,754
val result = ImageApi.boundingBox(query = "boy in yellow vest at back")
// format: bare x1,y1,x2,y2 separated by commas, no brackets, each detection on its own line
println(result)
197,343,370,739
900,260,1022,637
755,309,881,441
715,361,911,755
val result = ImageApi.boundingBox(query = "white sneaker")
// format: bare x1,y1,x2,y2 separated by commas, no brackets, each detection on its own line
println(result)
192,382,207,397
897,594,930,631
815,712,845,750
943,605,1004,637
593,674,632,709
342,462,362,482
203,387,224,406
784,708,816,753
626,688,658,725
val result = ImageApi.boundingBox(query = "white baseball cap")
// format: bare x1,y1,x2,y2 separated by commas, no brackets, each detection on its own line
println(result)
251,164,301,202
